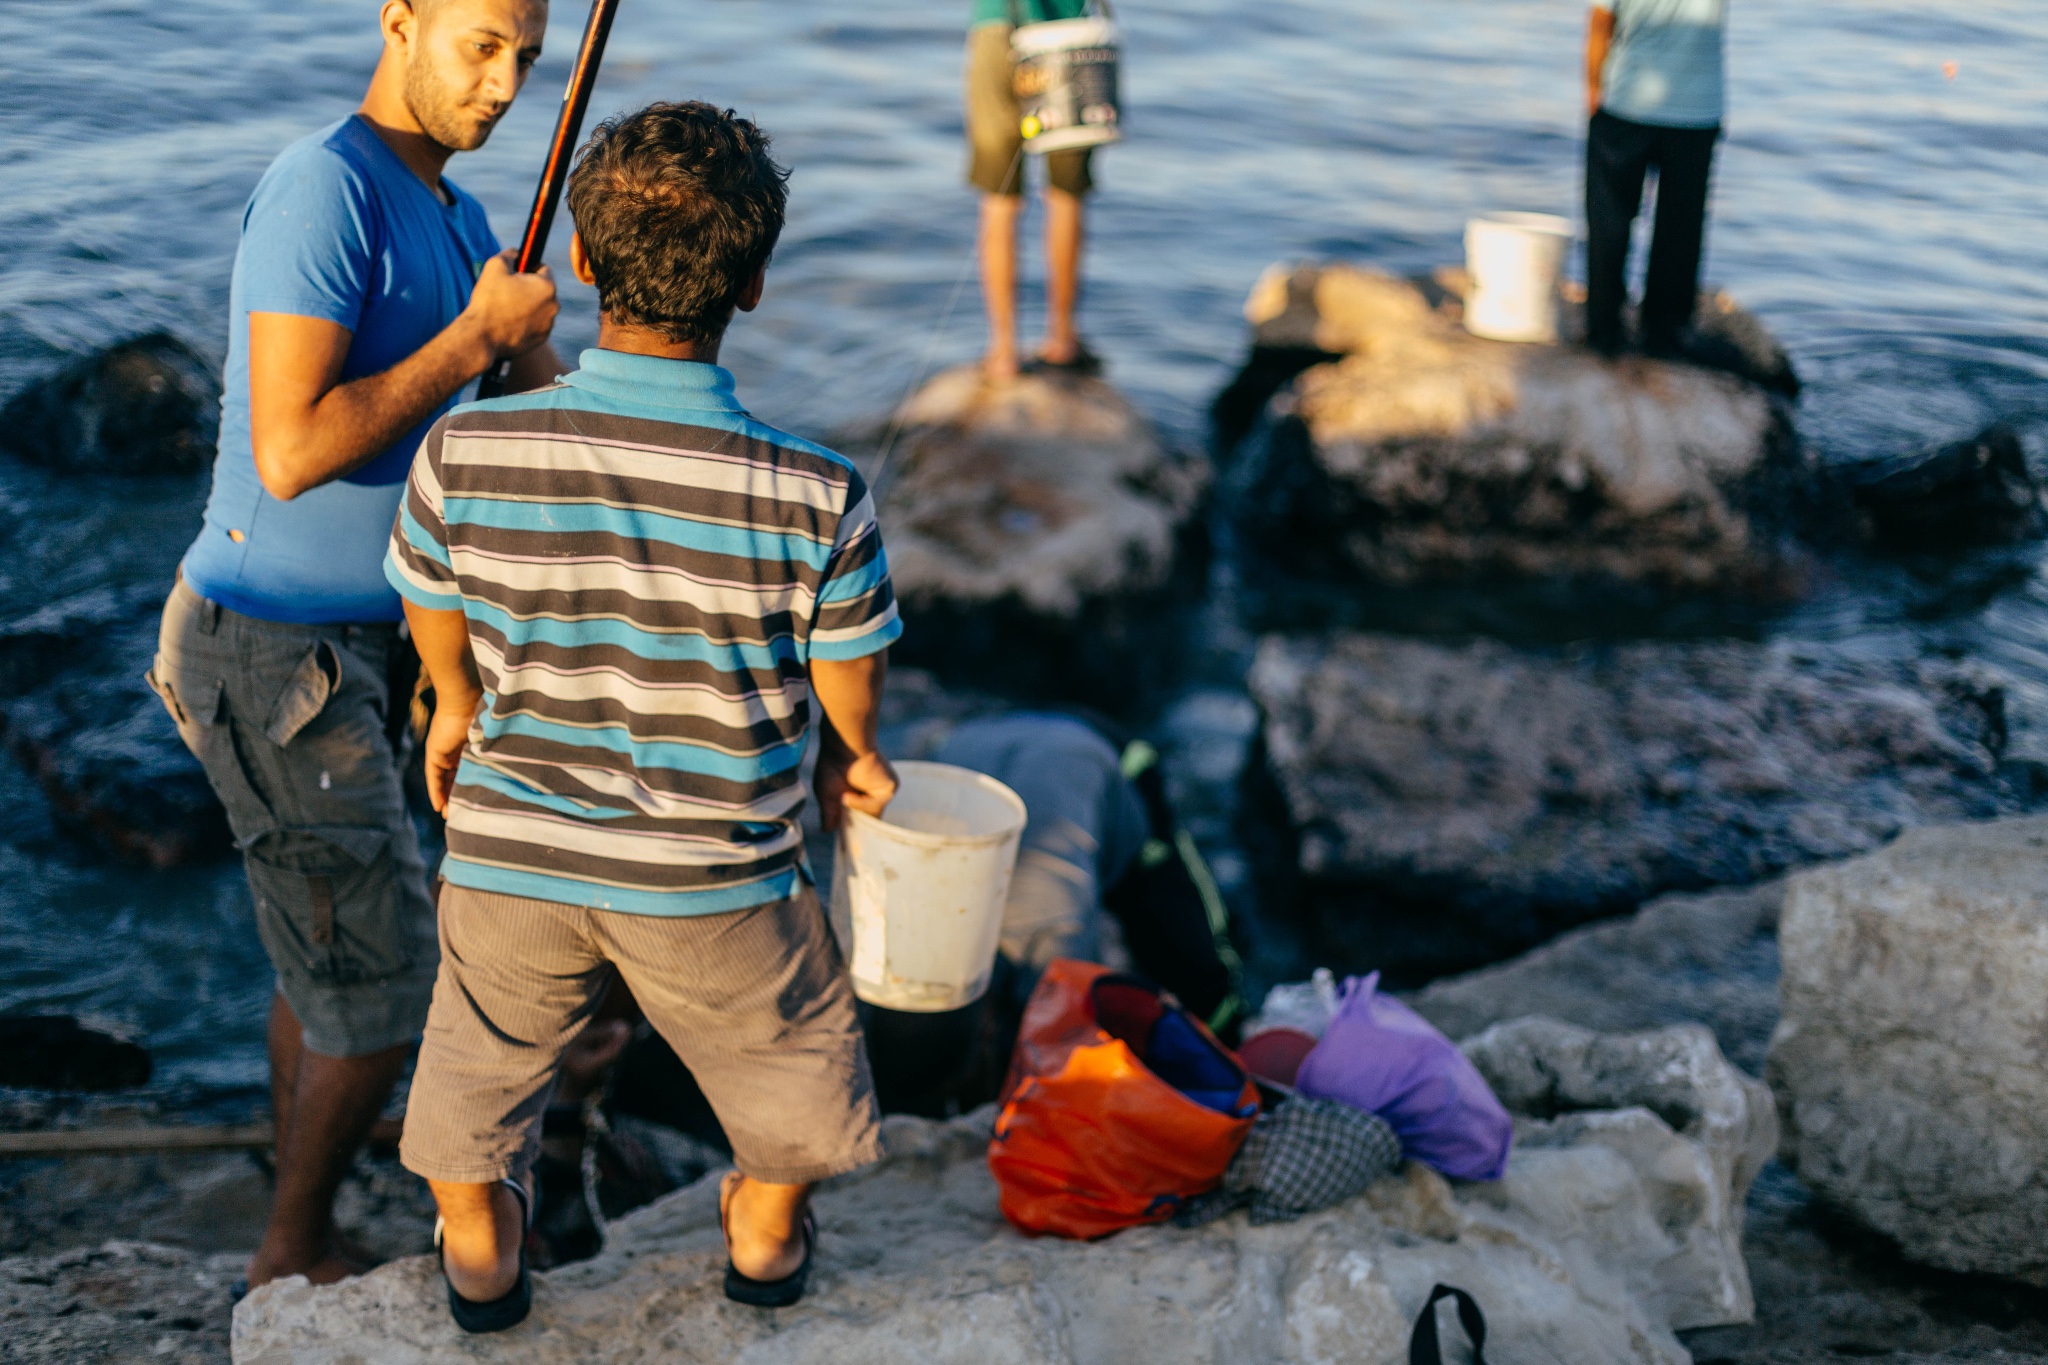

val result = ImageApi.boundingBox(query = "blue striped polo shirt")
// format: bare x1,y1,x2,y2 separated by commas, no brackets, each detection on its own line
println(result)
384,349,901,915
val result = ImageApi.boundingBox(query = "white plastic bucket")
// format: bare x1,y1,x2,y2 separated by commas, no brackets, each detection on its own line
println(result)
1463,212,1574,343
831,761,1027,1012
1012,17,1122,154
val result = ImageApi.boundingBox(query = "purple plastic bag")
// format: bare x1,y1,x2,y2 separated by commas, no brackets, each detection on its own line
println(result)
1292,972,1512,1181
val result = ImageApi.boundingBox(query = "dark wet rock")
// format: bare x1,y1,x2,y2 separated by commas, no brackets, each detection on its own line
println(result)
1770,816,2048,1285
1832,423,2043,552
0,333,219,476
0,589,227,868
1217,266,1806,631
1242,631,2038,985
0,1018,151,1091
1406,880,1784,1075
841,364,1208,712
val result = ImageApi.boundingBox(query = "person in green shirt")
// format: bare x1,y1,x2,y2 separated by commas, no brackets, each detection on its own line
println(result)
965,0,1098,380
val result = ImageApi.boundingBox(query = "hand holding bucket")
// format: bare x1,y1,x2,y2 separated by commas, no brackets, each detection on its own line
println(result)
830,761,1028,1012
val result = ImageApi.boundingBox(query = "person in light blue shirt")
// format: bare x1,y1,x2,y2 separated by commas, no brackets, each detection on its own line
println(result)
1583,0,1728,356
149,0,561,1295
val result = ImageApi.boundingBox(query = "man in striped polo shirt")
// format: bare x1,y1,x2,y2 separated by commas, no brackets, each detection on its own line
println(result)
386,102,897,1328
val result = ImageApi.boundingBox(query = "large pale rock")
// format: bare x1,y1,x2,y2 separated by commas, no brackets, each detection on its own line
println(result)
1245,630,2033,982
1224,265,1800,611
1767,815,2048,1283
234,1044,1774,1364
841,365,1208,709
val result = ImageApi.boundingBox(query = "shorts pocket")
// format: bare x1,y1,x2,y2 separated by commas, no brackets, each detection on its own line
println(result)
246,827,413,986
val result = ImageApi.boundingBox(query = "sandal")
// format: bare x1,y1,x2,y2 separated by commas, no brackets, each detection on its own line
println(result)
435,1176,534,1334
1022,342,1103,377
719,1171,816,1309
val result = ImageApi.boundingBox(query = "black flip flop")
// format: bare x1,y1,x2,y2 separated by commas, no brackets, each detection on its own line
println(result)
436,1177,534,1334
719,1172,816,1309
1022,343,1103,377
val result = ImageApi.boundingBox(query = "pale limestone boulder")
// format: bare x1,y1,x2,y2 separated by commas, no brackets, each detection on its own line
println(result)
1246,629,2027,981
841,365,1207,708
233,1056,1771,1365
1229,265,1799,600
1768,815,2048,1282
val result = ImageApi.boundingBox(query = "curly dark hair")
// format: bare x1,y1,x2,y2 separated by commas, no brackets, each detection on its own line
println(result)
566,101,790,345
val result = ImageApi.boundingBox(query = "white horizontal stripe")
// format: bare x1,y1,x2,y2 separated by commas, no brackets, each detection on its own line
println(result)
442,431,844,513
472,755,806,823
447,799,804,868
449,548,819,616
813,603,902,645
473,639,809,724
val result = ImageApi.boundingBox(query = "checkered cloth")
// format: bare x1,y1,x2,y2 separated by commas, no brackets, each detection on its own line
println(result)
1176,1097,1403,1227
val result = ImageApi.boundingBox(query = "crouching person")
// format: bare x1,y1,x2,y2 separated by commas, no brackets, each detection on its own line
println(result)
384,102,899,1331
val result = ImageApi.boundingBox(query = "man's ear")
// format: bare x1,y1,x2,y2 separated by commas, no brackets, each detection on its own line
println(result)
734,262,768,314
568,231,597,287
379,0,418,53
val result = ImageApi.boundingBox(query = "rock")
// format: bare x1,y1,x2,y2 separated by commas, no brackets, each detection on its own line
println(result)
0,1017,152,1091
1222,265,1802,620
1767,815,2048,1284
233,1045,1772,1364
1244,631,2033,983
1461,1016,1778,1329
0,333,220,476
1833,423,2044,552
840,365,1208,711
1407,880,1784,1075
1,1240,241,1365
0,589,228,868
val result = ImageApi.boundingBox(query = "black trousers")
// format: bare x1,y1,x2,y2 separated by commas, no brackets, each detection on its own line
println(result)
1584,110,1721,353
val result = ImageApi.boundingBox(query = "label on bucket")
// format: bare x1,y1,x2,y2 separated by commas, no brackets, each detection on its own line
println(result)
847,864,887,984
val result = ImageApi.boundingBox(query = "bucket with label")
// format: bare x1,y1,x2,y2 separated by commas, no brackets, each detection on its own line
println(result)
1462,212,1574,343
831,761,1027,1012
1012,8,1122,154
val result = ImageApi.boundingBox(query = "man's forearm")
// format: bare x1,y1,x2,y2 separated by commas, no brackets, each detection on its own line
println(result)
254,313,497,500
1585,7,1615,113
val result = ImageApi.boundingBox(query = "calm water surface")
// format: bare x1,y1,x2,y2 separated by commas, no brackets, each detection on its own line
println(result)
0,0,2043,1090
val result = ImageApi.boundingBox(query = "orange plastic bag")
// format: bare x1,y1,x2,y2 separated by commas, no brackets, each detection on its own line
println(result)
988,959,1260,1239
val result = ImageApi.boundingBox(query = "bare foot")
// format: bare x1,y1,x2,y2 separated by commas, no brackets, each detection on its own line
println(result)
719,1171,808,1283
982,350,1020,383
1036,338,1079,366
245,1246,361,1289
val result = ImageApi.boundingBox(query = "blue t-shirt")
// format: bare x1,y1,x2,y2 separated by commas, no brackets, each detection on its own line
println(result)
1598,0,1727,129
181,115,500,625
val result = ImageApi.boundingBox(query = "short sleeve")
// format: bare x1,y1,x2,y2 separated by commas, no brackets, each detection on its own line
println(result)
384,418,463,610
237,145,377,330
809,464,903,661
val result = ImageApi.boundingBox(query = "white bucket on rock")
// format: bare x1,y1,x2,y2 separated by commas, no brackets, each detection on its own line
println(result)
1463,212,1574,343
1012,16,1122,154
831,761,1027,1012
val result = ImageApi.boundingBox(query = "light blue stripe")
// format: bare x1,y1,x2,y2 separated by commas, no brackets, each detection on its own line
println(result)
809,614,903,662
817,550,890,604
384,554,463,611
475,711,803,781
456,757,637,819
441,856,801,917
398,502,453,567
462,597,799,670
443,496,834,570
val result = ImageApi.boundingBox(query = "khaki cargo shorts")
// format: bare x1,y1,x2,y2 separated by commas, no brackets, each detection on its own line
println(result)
401,883,880,1187
151,578,437,1058
966,21,1094,197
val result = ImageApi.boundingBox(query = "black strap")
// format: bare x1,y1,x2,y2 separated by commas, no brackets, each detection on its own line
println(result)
1410,1284,1487,1365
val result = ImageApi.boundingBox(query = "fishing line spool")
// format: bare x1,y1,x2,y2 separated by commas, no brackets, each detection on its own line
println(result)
1010,0,1122,154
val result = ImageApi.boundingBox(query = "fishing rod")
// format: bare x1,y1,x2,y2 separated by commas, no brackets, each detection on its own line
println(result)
476,0,624,400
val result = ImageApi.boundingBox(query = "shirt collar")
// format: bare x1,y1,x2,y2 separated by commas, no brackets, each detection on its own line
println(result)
561,349,747,413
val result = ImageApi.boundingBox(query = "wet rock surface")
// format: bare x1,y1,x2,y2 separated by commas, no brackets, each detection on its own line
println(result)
235,1054,1769,1365
0,333,220,477
1831,423,2044,554
0,1017,153,1091
841,365,1209,710
0,586,227,868
1769,815,2048,1286
1243,629,2036,983
1221,266,1804,622
2,1240,241,1365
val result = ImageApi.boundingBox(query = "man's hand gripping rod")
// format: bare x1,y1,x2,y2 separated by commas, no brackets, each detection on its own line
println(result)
476,0,623,400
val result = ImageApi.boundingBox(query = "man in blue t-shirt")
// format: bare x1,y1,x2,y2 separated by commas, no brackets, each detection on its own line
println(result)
1583,0,1728,357
148,0,560,1291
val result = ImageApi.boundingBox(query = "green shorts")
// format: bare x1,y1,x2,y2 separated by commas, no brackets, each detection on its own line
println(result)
966,22,1094,198
151,579,438,1059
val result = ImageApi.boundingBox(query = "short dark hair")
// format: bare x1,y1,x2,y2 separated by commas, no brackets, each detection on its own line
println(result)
567,101,789,345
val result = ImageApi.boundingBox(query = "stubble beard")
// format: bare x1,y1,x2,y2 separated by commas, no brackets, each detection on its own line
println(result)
404,58,506,154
